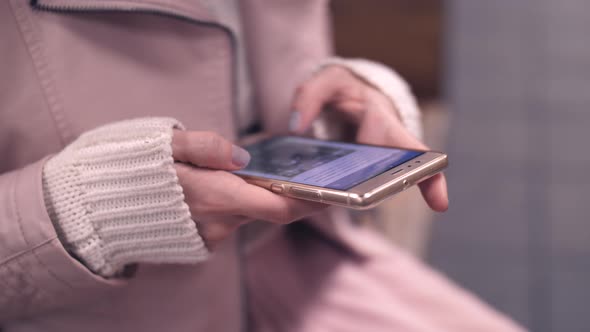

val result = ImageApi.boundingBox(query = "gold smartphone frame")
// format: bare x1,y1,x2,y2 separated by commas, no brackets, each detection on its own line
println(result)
237,137,448,210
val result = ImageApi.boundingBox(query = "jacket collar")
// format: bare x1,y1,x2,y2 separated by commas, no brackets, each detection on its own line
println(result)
32,0,219,25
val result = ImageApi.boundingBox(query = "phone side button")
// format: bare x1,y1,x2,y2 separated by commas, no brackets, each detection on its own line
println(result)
321,191,349,205
270,183,285,193
289,187,321,200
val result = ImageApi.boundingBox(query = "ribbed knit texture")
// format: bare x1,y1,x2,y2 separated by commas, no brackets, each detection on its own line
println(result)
42,118,208,277
319,57,423,139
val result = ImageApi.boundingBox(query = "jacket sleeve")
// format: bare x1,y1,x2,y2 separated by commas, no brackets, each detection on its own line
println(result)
0,158,124,322
42,118,208,277
0,118,208,322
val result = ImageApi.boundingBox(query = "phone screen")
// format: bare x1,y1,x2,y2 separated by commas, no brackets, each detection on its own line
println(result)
234,136,423,190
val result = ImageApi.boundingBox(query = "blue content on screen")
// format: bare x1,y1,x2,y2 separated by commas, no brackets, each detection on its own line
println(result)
235,136,423,190
323,149,422,190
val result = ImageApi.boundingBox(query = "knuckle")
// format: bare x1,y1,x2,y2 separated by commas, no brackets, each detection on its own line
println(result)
190,201,209,217
197,132,223,166
293,85,317,111
321,65,347,80
190,194,222,216
207,133,223,151
173,163,190,179
210,134,230,166
171,131,189,159
295,84,307,97
336,66,353,79
296,82,314,98
186,131,204,152
324,65,343,75
202,131,221,147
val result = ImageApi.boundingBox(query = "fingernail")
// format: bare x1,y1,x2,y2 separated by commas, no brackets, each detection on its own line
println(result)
289,111,300,133
232,145,251,168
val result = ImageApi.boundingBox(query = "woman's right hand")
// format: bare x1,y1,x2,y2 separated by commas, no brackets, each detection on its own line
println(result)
172,130,326,249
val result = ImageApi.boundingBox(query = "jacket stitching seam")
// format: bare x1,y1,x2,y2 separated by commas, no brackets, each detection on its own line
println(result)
10,170,33,258
33,0,218,25
11,169,77,290
0,238,55,266
13,252,56,307
10,0,72,147
31,239,76,290
0,253,50,316
7,175,60,300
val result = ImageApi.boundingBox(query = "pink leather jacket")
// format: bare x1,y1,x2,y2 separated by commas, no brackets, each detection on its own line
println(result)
0,0,524,331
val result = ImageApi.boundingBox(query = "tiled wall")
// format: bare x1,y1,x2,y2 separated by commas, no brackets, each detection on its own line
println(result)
428,1,590,331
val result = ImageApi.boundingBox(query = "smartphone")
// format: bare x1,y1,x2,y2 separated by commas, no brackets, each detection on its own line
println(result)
234,136,448,209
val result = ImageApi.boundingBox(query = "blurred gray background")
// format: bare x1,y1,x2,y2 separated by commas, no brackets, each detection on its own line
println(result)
333,1,589,330
428,1,590,331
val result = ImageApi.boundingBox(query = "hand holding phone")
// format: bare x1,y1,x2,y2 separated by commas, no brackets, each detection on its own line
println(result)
290,65,448,212
172,131,326,249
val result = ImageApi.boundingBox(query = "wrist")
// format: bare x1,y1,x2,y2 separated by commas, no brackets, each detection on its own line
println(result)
43,118,208,277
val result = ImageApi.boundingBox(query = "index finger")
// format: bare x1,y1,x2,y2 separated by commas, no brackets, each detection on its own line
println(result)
291,67,353,134
172,130,251,170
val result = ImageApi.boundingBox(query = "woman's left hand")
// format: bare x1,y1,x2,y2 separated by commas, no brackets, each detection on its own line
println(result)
290,65,448,212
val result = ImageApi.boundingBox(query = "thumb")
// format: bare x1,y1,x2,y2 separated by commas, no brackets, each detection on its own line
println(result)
172,130,250,170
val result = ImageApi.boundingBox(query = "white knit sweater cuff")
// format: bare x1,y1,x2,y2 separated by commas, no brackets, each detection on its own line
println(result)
318,57,423,139
42,118,208,277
